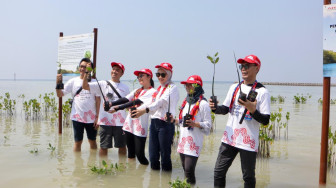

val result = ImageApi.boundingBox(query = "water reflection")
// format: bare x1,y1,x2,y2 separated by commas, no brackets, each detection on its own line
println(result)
256,158,270,188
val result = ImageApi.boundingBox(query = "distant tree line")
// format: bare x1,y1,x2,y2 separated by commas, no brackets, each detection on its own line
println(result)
324,50,336,64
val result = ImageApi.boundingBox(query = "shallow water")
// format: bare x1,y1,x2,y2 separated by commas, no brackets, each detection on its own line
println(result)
1,80,336,187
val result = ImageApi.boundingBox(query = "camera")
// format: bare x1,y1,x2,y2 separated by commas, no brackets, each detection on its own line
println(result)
183,114,192,127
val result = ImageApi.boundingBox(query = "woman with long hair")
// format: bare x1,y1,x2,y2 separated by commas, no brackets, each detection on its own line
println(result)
107,68,156,165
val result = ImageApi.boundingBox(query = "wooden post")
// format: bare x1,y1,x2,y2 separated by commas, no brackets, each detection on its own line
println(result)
58,32,63,134
320,0,331,184
93,28,98,79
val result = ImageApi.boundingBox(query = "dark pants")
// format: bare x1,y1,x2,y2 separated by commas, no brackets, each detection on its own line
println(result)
214,143,257,188
149,118,175,171
125,131,149,165
180,153,198,184
72,120,97,142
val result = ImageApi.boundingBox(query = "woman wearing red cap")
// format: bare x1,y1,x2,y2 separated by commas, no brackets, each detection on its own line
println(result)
106,68,156,165
133,62,180,171
171,75,212,184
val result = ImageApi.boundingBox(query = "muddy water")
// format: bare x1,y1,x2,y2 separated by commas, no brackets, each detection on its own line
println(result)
0,80,336,187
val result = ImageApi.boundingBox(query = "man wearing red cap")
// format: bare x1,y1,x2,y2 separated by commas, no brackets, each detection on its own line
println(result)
83,62,130,156
210,55,270,188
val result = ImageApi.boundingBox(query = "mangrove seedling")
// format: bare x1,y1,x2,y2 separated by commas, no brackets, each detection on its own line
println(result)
47,143,56,151
90,160,127,175
169,177,191,188
29,148,39,154
207,52,219,109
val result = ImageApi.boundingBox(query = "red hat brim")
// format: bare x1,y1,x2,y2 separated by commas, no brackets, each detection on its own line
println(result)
155,65,172,72
134,70,152,78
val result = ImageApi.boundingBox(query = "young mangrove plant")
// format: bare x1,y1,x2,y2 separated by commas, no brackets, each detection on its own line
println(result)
207,52,219,109
270,96,278,103
258,108,291,158
29,148,39,154
62,98,72,126
293,93,311,104
90,160,127,175
328,127,336,169
278,95,285,103
169,177,191,188
2,92,16,116
47,143,56,152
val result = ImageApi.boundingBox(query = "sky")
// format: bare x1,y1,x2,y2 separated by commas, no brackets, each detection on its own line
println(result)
0,0,327,83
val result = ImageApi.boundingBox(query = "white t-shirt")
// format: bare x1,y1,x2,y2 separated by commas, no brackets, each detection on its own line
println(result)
177,99,212,157
221,82,270,152
62,77,99,124
123,87,157,137
148,83,180,121
89,80,130,126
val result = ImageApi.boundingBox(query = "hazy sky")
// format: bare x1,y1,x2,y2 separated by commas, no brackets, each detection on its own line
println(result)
0,0,326,83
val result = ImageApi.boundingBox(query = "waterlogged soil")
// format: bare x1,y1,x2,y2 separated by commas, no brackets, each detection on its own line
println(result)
1,80,336,187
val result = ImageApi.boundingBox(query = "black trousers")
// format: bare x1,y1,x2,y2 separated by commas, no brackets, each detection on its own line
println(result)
179,153,198,184
125,131,148,165
214,143,257,188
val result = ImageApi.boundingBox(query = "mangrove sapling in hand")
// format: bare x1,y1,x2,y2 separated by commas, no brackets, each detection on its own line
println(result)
207,52,219,109
86,66,110,112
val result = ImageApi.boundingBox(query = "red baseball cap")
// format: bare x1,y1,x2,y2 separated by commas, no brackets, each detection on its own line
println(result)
181,75,203,87
155,62,173,72
134,68,153,78
237,55,261,68
111,62,125,72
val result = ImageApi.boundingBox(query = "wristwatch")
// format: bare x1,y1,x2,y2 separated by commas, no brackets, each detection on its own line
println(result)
146,107,149,113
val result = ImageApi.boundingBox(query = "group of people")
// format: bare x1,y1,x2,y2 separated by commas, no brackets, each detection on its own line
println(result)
56,54,270,188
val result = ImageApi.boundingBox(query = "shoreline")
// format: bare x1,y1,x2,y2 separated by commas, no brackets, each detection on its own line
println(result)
261,82,336,87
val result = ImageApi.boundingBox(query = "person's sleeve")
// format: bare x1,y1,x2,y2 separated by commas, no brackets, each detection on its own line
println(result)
116,99,143,111
214,105,230,115
251,89,271,125
62,79,73,96
199,101,212,135
112,97,129,106
89,81,103,97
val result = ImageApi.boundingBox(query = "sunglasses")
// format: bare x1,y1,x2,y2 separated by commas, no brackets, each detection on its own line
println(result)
79,65,87,69
156,73,166,78
239,64,256,70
